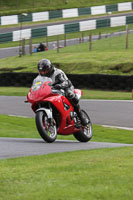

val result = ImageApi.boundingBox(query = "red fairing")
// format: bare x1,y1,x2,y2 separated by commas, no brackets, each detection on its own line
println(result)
27,79,81,135
27,81,52,104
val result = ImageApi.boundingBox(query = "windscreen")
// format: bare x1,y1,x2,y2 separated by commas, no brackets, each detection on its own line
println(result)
31,76,52,91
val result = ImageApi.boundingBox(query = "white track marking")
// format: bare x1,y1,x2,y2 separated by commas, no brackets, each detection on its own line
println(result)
101,125,133,130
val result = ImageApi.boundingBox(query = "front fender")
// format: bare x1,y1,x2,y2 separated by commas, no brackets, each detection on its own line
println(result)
36,108,52,119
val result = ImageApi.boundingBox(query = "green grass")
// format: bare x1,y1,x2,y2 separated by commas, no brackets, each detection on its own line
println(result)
0,114,133,144
0,147,132,200
82,89,133,100
0,87,30,96
0,87,132,100
1,32,133,75
0,0,130,15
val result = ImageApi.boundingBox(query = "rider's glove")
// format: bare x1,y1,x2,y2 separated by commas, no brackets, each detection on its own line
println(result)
54,84,62,89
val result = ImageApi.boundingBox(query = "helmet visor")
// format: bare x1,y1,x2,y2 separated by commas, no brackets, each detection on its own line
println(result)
39,68,50,75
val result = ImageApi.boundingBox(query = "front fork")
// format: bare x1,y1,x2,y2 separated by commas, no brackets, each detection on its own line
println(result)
36,102,55,125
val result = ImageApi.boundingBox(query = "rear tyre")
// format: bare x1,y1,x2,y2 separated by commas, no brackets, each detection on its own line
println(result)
35,111,57,143
73,110,93,142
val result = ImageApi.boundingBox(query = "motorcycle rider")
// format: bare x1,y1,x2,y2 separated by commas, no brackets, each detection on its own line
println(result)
37,42,46,52
36,58,88,126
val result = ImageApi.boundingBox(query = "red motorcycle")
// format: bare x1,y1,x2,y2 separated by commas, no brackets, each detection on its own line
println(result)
27,76,93,143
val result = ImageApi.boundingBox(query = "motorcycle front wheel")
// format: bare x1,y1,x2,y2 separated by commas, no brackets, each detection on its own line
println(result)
35,111,57,143
73,110,93,142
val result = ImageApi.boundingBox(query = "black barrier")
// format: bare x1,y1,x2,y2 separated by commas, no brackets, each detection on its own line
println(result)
0,73,133,91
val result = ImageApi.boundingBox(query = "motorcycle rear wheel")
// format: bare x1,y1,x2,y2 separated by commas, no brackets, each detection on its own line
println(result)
35,111,57,143
73,110,93,142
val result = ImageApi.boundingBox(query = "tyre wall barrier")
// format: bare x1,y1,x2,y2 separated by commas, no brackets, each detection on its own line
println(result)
0,73,133,91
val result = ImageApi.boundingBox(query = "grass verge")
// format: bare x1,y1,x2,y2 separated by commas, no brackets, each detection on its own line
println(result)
0,147,132,200
0,87,132,100
0,114,133,144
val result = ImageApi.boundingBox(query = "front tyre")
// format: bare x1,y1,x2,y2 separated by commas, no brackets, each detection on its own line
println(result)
35,111,57,143
73,110,93,142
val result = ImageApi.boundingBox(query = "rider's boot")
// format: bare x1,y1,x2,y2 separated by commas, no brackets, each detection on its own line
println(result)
67,90,89,126
74,104,89,126
67,93,88,126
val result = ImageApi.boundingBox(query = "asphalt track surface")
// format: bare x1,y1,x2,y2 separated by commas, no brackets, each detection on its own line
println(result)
0,137,132,160
0,96,133,159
